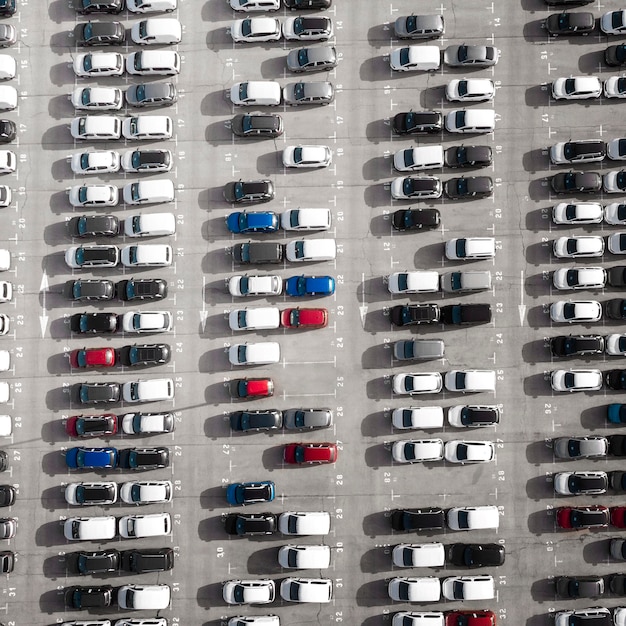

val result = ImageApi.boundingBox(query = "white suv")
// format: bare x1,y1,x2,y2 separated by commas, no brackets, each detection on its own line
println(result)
118,584,171,610
121,379,174,403
131,18,182,45
126,50,181,75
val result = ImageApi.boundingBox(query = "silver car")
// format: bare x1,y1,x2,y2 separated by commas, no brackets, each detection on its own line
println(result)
394,14,445,39
393,339,444,361
283,409,333,430
553,436,609,459
286,46,337,73
443,44,500,67
283,81,334,106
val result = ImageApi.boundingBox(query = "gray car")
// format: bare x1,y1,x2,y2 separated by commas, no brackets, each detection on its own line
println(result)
443,44,500,67
283,81,334,105
125,83,177,108
393,339,445,361
286,46,337,73
0,25,16,47
394,14,445,39
553,436,609,459
283,408,333,430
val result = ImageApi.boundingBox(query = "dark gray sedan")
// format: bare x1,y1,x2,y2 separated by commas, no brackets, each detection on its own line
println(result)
393,339,444,361
126,83,177,107
444,145,492,169
546,12,595,35
550,171,602,194
229,410,283,432
443,44,500,67
231,113,283,137
283,81,334,105
555,576,604,598
74,21,125,46
283,408,333,430
444,176,493,199
68,215,120,238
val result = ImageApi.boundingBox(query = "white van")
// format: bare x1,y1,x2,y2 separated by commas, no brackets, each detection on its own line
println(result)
388,577,441,602
393,146,444,172
281,208,332,231
126,50,181,76
392,406,445,430
388,271,439,294
392,543,445,568
392,613,444,626
441,271,492,293
118,584,171,610
121,244,172,267
278,511,331,535
230,81,281,106
131,18,182,45
229,341,281,365
123,180,175,206
285,238,336,262
64,516,116,541
124,212,176,237
390,46,441,71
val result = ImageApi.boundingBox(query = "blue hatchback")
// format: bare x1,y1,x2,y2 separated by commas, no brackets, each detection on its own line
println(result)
226,211,279,234
66,447,118,470
226,481,275,506
608,404,626,424
285,275,335,297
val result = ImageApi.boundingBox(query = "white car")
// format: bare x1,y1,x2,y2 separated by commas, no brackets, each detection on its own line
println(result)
278,545,331,569
228,617,279,626
608,138,626,160
550,369,603,392
230,0,280,9
393,146,444,172
278,511,331,536
70,151,121,175
229,342,280,366
0,149,14,173
283,16,333,41
553,267,606,290
122,379,174,403
605,172,626,194
231,17,281,42
283,145,332,168
224,580,275,605
604,76,626,98
388,577,441,602
0,350,9,372
389,45,440,71
556,610,612,626
615,608,626,626
122,311,173,333
118,512,171,538
445,78,495,102
601,10,626,34
606,334,626,356
119,480,172,504
392,372,443,395
121,244,172,267
550,140,606,164
65,481,117,506
68,184,119,208
229,307,280,331
64,516,116,541
444,109,495,133
228,275,283,297
605,203,626,225
122,116,172,140
73,52,124,77
387,271,439,294
608,233,626,254
123,212,176,237
121,412,175,435
127,0,177,12
552,202,603,225
553,236,604,258
0,55,15,80
392,543,446,568
285,238,336,262
391,439,444,463
0,85,16,110
279,578,332,603
281,208,331,231
131,18,181,44
391,407,444,430
118,584,171,610
554,471,608,495
445,237,495,261
444,441,495,464
71,86,123,111
446,505,500,531
392,614,444,626
390,176,442,200
550,300,602,323
230,81,281,106
126,50,181,76
70,116,122,141
122,180,175,206
121,149,173,173
0,381,8,402
444,370,496,393
552,76,602,100
441,576,495,601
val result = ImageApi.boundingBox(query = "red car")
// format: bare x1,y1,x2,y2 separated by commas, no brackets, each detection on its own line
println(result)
556,505,609,529
66,414,118,438
284,442,337,465
445,611,496,626
611,506,626,528
229,378,274,399
281,307,328,329
70,347,116,368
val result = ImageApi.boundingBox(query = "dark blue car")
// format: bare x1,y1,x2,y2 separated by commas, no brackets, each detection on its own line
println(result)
608,404,626,424
66,447,118,470
225,481,275,505
285,275,335,297
226,211,279,234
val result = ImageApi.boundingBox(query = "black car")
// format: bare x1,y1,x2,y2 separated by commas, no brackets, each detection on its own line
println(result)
70,482,118,506
546,12,595,35
607,299,626,320
74,21,125,46
121,548,174,573
0,452,8,473
76,0,125,14
121,343,171,367
68,215,120,238
390,304,440,326
607,370,626,391
609,267,626,288
224,512,277,536
116,278,167,301
0,0,14,16
66,585,114,610
229,410,283,432
223,180,274,204
123,149,172,172
609,435,626,456
392,111,442,135
550,335,605,357
78,382,121,405
0,486,14,507
118,447,170,470
390,507,445,532
611,471,626,491
392,208,440,231
68,280,115,302
232,242,284,264
444,176,493,199
440,304,492,326
70,312,118,334
444,145,492,169
610,574,626,595
72,549,120,575
556,576,605,598
606,45,626,66
126,83,178,108
0,120,16,143
231,113,284,138
545,0,593,5
551,171,602,194
284,0,332,8
447,543,505,568
0,551,13,573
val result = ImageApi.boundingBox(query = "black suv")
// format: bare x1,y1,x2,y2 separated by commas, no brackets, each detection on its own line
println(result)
392,208,440,231
390,507,445,532
232,113,283,138
609,267,626,288
392,110,442,135
550,334,605,357
121,548,174,573
78,382,121,405
390,304,440,326
444,176,493,199
440,304,492,326
606,44,626,66
232,242,284,264
66,585,114,610
121,343,171,367
551,171,602,194
609,435,626,456
117,278,167,301
74,21,125,46
606,370,626,391
546,11,595,35
607,299,626,319
223,179,274,204
284,0,332,8
124,149,172,172
68,215,120,238
230,410,283,432
76,0,125,14
444,145,492,169
224,512,277,536
70,312,118,334
68,279,115,301
72,549,120,575
447,543,505,568
118,447,170,470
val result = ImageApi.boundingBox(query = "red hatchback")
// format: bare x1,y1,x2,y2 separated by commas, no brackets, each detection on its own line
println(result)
284,442,337,465
281,308,328,329
229,378,274,399
70,347,116,368
611,506,626,528
66,414,118,438
446,611,496,626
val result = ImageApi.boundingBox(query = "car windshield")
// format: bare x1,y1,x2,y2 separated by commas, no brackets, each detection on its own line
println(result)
129,247,138,265
234,182,245,200
138,21,148,38
454,110,466,128
135,84,145,101
296,276,306,294
403,443,416,460
618,173,626,189
396,274,408,291
237,345,247,362
456,239,466,257
455,179,468,195
83,56,93,72
402,179,414,195
455,444,468,460
75,248,85,265
237,311,247,327
131,185,141,203
297,49,309,65
294,241,305,258
405,15,417,32
562,303,576,318
564,78,576,94
399,48,410,66
566,239,578,254
457,45,468,61
558,14,568,28
613,11,625,28
241,19,252,36
568,440,581,456
76,351,88,368
293,147,303,163
566,269,578,286
564,372,575,388
293,17,305,34
288,309,300,325
293,83,305,100
453,581,465,599
403,150,415,167
294,446,306,462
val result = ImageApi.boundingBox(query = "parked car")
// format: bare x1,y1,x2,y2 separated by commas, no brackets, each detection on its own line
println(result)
279,578,332,603
118,512,171,538
230,410,282,432
447,543,505,568
443,44,499,66
120,412,174,435
231,17,282,43
441,576,495,601
553,202,603,224
554,471,608,495
66,414,117,437
551,369,603,392
284,442,337,464
283,82,334,106
119,481,172,504
553,436,609,459
553,267,606,290
224,512,277,536
393,372,443,395
550,300,602,323
394,14,445,39
70,312,118,333
65,482,117,506
556,505,610,529
392,111,442,135
552,77,602,99
391,439,444,463
445,79,495,102
65,447,118,470
224,180,274,204
390,304,440,326
286,45,337,73
232,113,284,136
446,506,500,530
121,548,174,572
546,11,595,35
226,481,275,506
550,335,605,357
117,278,167,301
